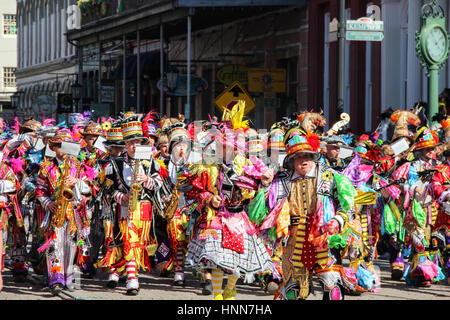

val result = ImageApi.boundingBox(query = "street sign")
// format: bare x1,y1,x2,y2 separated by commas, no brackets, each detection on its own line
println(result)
248,68,286,93
346,19,384,32
346,30,384,42
254,97,280,108
346,17,384,42
329,17,339,43
215,81,256,114
217,64,249,86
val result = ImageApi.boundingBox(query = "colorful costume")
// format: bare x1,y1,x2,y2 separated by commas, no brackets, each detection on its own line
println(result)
272,128,366,300
185,102,274,300
35,129,95,294
0,160,22,289
95,114,163,295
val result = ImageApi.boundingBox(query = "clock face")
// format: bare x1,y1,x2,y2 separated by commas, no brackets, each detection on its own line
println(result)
426,26,447,62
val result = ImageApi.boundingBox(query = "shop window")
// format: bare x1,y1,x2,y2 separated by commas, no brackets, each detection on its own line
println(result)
277,57,298,120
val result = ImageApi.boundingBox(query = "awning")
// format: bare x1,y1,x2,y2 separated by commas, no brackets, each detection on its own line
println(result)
177,0,307,6
112,51,162,80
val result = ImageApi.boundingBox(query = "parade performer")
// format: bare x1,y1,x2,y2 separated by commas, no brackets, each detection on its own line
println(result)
164,121,192,286
379,126,443,286
79,120,108,173
271,128,366,300
373,120,420,281
28,122,59,280
0,158,22,290
93,120,127,287
430,149,450,285
76,121,108,278
154,133,170,163
185,102,274,300
149,131,174,279
142,110,160,152
340,152,383,293
398,127,446,286
320,135,348,171
35,129,95,294
1,119,43,282
95,114,163,295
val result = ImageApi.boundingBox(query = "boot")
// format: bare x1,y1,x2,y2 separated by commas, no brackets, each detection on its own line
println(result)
126,278,139,295
172,272,185,286
50,284,63,296
107,273,119,289
202,279,213,295
222,287,237,300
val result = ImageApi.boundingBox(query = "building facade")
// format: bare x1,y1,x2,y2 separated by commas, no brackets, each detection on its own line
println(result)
16,0,77,121
0,0,18,120
19,0,448,132
309,0,450,134
67,0,309,128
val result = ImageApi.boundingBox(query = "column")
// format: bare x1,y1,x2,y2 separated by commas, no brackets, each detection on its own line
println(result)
46,0,50,62
56,0,61,60
37,2,41,64
32,3,36,65
381,0,402,111
78,45,83,113
62,1,67,58
17,5,23,69
160,24,164,115
406,0,421,108
123,34,126,112
137,30,141,112
186,10,193,122
98,41,102,104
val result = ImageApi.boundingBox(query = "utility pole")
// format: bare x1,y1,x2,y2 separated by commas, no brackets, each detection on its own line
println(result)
336,0,346,118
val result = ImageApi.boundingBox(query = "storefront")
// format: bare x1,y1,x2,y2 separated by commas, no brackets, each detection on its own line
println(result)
67,0,308,128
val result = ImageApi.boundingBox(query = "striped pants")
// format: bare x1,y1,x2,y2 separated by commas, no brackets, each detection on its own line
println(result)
46,222,78,287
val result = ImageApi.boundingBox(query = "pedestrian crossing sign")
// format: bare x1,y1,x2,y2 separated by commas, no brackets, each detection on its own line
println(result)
215,81,256,115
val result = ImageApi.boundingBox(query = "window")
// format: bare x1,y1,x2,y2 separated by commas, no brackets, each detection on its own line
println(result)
277,57,298,120
4,67,16,88
3,14,16,35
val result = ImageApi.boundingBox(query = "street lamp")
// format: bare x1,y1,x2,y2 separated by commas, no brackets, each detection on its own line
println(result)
71,80,82,112
166,67,179,92
10,91,20,109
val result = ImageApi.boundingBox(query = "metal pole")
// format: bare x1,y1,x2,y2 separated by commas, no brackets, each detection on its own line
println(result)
428,66,439,123
160,23,164,116
123,34,126,112
337,0,345,117
98,42,101,105
137,30,141,114
78,44,83,113
186,12,192,122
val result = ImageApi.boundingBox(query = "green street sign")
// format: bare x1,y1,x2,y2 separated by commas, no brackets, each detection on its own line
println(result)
346,20,384,32
346,30,384,42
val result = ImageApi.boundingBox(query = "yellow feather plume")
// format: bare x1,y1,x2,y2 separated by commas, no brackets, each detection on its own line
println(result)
222,100,249,130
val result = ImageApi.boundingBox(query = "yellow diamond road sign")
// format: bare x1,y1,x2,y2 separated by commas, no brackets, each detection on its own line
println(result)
215,81,256,115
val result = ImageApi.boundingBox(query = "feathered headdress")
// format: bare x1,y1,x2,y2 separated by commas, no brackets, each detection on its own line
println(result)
11,117,20,134
142,110,158,138
221,100,250,132
42,112,56,127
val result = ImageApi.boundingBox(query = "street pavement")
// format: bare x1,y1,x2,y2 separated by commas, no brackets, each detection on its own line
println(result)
0,258,448,301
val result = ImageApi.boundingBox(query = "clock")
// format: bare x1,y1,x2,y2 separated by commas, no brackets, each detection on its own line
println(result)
425,25,448,63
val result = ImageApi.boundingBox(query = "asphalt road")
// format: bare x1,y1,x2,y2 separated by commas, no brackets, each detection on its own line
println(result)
0,258,448,301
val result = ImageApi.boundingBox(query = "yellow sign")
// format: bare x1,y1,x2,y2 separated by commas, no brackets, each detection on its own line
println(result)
248,68,286,93
217,64,249,86
215,81,256,115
